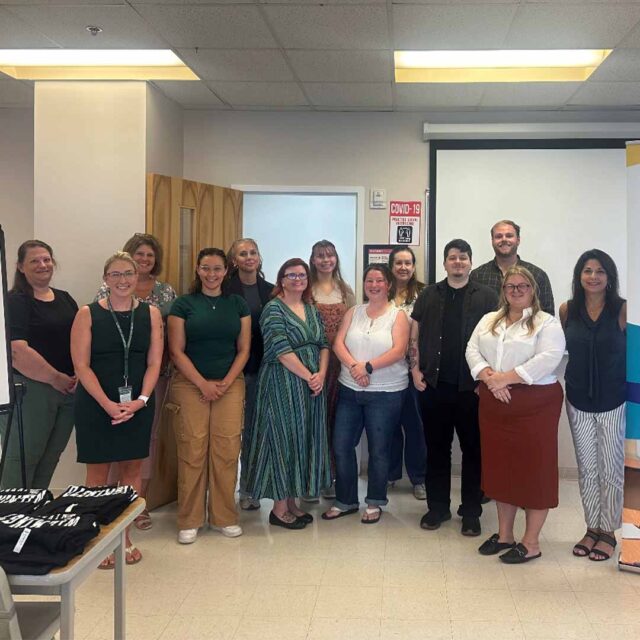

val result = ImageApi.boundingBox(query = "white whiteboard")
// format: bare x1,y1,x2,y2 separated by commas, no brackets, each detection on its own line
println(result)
434,147,627,311
0,227,12,409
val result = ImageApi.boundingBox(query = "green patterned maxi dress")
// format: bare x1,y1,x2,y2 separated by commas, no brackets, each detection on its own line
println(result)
244,298,331,500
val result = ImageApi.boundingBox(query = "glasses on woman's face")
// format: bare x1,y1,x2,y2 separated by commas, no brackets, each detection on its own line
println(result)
106,270,136,280
283,272,308,281
503,283,532,294
198,265,226,274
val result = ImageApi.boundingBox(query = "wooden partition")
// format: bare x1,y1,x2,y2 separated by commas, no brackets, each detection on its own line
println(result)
144,174,243,510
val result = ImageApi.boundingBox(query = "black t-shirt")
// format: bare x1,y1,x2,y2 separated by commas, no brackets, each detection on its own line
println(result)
242,283,263,373
438,283,468,386
8,288,78,376
0,489,53,516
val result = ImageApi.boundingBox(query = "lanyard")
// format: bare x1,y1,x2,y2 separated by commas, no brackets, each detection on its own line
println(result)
106,297,135,387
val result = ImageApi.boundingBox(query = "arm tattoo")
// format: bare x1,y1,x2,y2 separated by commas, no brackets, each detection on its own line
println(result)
408,338,418,370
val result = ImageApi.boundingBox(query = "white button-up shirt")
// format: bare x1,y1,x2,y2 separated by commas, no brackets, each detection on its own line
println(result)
465,308,566,386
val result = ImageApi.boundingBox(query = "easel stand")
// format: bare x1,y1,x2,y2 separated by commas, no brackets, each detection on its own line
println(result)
0,381,28,488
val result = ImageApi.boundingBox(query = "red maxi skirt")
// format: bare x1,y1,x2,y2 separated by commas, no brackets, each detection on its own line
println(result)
478,382,564,510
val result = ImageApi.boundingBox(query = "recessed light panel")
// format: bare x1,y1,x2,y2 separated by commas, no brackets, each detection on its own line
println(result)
394,50,612,83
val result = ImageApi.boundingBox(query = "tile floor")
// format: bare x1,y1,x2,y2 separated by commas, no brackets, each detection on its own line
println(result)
50,478,640,639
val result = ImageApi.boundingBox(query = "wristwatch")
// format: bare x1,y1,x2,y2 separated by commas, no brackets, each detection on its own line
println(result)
138,395,149,407
365,362,373,375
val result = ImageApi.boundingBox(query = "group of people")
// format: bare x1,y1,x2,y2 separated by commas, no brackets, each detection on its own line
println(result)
0,218,627,568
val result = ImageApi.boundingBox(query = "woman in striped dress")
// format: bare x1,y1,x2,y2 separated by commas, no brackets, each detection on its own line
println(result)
560,249,627,561
243,258,331,529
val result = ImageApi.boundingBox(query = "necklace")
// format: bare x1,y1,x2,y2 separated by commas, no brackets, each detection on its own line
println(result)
202,293,221,310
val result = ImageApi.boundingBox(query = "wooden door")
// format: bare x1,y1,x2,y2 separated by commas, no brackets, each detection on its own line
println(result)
144,174,243,510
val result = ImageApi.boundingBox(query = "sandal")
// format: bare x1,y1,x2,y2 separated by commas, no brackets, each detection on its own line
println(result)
98,554,115,570
321,506,358,521
361,507,382,525
134,509,152,531
126,545,142,565
573,529,599,557
589,533,616,562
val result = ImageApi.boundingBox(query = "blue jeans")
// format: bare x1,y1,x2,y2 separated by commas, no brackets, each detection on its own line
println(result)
333,384,404,509
389,380,427,485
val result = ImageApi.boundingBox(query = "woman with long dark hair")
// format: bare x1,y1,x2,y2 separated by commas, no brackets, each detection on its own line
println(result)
224,238,274,511
560,249,626,561
168,248,251,544
243,258,330,529
309,240,356,500
1,240,78,489
388,246,427,499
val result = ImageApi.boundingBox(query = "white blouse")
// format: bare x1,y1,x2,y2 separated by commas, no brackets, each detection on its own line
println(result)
339,304,408,393
465,308,566,386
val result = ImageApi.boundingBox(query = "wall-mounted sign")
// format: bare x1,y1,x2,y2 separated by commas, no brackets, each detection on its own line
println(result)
389,200,421,246
363,244,394,269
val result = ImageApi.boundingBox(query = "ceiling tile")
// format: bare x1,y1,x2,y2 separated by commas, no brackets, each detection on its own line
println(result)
131,0,251,4
287,50,392,82
589,49,640,82
152,81,225,107
568,81,640,106
504,4,640,48
618,19,640,47
395,83,484,109
6,5,167,48
0,78,33,107
480,82,580,108
0,0,125,4
177,49,293,82
210,81,308,107
0,7,57,47
264,5,389,50
262,0,385,4
136,5,277,48
392,4,516,49
304,82,392,108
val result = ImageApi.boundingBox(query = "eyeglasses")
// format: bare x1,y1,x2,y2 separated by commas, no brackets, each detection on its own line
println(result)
106,270,136,280
503,283,532,293
198,265,226,274
283,273,308,281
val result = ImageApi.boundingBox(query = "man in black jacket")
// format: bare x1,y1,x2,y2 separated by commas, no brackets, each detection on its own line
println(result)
410,239,498,536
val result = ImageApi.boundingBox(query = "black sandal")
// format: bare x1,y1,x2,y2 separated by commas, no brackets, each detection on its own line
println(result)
589,533,617,562
573,529,599,557
478,533,516,556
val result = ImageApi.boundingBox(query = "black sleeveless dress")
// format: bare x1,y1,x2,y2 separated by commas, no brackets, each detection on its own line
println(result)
75,302,155,463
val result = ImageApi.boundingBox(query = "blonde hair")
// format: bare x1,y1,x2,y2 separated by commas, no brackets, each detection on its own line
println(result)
227,238,265,279
489,266,541,336
103,251,138,277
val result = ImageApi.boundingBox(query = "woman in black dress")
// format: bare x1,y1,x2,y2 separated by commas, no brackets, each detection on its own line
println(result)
71,251,163,566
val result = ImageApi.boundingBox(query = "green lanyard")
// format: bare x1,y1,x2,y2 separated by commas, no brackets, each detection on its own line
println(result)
106,297,135,387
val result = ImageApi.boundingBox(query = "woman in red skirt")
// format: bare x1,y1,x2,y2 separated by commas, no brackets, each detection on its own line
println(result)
466,266,565,564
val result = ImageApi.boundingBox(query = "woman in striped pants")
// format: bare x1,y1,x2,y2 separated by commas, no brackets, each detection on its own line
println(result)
560,249,627,562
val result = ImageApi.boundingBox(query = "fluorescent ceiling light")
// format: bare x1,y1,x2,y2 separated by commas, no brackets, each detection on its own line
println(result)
0,49,199,80
394,49,612,83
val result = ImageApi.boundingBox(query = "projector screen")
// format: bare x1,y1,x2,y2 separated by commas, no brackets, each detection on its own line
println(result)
429,141,628,311
0,226,13,411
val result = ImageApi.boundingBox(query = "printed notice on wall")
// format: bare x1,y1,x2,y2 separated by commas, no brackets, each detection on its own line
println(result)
388,201,421,246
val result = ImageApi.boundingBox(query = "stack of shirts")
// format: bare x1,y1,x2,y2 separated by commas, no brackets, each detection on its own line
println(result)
32,484,138,524
0,488,53,516
0,512,100,575
0,484,137,575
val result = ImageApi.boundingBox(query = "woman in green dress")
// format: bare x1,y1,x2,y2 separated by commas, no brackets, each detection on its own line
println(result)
71,251,163,566
244,258,331,529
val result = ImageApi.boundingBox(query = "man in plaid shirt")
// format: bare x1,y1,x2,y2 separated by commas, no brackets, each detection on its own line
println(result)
469,220,555,315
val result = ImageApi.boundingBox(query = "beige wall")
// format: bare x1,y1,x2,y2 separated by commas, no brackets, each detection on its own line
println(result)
0,108,34,270
146,84,184,178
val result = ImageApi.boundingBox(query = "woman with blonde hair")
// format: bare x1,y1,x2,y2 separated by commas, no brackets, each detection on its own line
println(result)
95,232,176,530
224,238,274,511
308,240,356,500
466,266,565,564
72,251,163,565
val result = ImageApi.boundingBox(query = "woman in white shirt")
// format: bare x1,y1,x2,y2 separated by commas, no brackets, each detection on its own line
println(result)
466,266,565,564
322,264,409,524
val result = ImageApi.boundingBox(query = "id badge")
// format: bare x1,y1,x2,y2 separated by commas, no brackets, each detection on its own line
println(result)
118,385,133,403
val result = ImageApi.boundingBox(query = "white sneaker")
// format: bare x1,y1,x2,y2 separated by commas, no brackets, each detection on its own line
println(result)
211,525,243,538
413,483,427,500
178,528,198,544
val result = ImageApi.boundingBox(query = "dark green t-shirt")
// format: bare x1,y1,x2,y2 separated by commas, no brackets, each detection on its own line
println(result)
170,292,250,380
